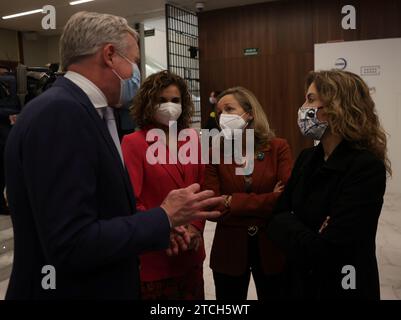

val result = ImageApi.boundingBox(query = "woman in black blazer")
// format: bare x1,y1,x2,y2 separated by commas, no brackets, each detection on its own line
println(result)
268,70,391,300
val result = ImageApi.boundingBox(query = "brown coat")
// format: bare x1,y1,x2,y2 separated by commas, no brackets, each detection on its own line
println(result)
203,138,293,276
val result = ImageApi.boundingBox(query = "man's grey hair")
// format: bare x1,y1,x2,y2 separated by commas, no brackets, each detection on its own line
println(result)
60,11,138,71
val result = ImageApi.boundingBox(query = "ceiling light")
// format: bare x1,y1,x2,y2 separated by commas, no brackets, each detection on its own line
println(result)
69,0,95,5
2,9,44,20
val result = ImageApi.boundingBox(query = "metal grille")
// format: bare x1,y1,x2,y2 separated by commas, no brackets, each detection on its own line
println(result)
166,4,200,123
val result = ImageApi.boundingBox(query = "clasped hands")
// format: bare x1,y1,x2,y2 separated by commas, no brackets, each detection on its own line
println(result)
166,224,202,256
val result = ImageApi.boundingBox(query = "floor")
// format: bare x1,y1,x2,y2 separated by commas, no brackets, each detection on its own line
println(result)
375,193,401,299
203,221,257,300
1,193,400,300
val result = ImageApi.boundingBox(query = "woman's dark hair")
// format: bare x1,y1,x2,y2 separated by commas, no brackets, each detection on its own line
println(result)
131,70,194,130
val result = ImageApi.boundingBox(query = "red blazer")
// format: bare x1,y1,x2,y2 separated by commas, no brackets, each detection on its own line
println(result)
122,127,205,282
203,138,293,276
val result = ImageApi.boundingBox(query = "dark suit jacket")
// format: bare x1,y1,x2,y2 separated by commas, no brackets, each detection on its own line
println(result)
268,140,386,299
116,106,136,131
5,76,170,299
203,138,293,276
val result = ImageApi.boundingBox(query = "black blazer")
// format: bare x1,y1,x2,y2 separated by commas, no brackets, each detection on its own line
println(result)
5,77,170,299
268,140,386,300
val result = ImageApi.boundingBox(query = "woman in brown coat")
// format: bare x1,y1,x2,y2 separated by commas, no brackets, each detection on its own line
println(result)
203,87,293,300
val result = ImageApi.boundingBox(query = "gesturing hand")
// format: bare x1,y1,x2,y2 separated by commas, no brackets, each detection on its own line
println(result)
161,183,224,228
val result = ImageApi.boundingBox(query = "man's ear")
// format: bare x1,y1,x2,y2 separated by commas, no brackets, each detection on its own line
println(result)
102,44,116,68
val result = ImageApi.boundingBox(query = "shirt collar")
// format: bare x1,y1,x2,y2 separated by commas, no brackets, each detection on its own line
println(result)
64,71,108,110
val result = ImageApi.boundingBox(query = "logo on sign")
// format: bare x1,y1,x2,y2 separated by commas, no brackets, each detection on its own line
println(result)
335,58,347,70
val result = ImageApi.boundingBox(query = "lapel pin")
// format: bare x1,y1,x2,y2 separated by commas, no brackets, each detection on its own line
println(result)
256,151,265,161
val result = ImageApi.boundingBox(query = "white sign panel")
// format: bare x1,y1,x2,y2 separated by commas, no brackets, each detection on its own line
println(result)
315,38,401,195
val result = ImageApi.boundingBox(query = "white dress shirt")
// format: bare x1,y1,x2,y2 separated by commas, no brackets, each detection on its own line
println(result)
64,71,123,162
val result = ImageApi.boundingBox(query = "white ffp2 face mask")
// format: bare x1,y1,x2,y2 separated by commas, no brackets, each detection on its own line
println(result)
154,102,182,126
219,113,248,139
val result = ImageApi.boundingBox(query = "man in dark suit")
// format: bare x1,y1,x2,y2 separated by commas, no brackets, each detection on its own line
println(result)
4,11,222,299
0,69,20,215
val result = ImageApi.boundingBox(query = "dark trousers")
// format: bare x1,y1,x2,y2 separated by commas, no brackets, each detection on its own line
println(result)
213,234,283,300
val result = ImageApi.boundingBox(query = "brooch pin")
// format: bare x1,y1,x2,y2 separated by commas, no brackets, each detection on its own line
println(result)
256,151,265,161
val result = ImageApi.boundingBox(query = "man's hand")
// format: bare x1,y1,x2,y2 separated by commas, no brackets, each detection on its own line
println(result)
166,226,191,256
161,183,224,228
187,225,202,251
9,114,18,125
166,225,203,256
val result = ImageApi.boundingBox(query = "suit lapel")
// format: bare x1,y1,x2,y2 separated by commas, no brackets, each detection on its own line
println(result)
144,129,186,188
182,160,196,186
223,147,272,193
225,163,245,191
252,148,272,192
161,163,185,188
57,77,136,212
161,146,186,188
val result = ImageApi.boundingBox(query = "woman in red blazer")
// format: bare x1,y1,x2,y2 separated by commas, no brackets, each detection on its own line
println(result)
122,71,205,300
203,87,293,300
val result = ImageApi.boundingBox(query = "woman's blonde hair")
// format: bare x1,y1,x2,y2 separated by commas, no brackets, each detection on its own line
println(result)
306,70,391,175
217,87,275,151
